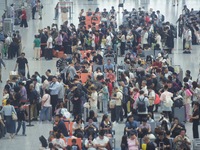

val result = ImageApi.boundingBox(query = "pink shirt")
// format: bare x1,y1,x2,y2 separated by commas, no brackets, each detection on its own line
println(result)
127,139,139,150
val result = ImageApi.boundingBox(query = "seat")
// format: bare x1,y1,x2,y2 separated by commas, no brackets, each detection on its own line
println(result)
69,122,74,136
67,138,82,150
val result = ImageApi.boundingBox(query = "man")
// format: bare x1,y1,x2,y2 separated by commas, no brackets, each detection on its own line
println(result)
134,90,149,121
57,77,65,102
173,0,179,6
112,87,123,123
92,51,103,65
143,136,156,150
155,132,171,150
0,53,6,83
31,0,37,19
120,81,129,118
56,54,69,82
125,115,138,136
99,82,109,114
84,119,98,138
61,62,77,81
46,33,53,60
173,129,191,150
54,114,69,137
39,29,48,57
141,27,148,49
14,52,29,77
33,35,41,60
89,87,98,115
141,80,148,96
29,84,39,120
93,130,109,149
49,76,60,115
104,59,114,70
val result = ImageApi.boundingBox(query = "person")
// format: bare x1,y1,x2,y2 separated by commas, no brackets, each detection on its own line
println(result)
134,90,149,121
99,82,109,114
0,99,16,138
72,116,84,138
104,59,114,70
118,0,125,13
173,0,179,6
86,110,98,122
31,0,37,19
160,85,173,122
16,104,27,136
14,52,29,77
29,83,39,120
121,135,128,150
170,117,185,138
125,115,138,136
93,130,109,149
100,114,112,136
88,86,98,115
127,131,139,150
173,129,191,150
54,114,69,137
84,119,98,138
54,2,59,20
40,89,51,121
138,118,151,138
85,134,96,150
143,136,156,150
20,7,28,28
0,53,6,82
33,35,41,60
154,132,170,150
37,0,43,20
49,76,60,115
112,87,123,123
52,132,67,149
183,26,192,53
46,33,53,60
190,101,199,138
69,139,80,150
147,86,155,119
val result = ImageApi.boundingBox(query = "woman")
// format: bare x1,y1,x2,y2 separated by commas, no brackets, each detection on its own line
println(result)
37,0,43,20
88,87,98,116
155,32,163,50
176,14,184,37
121,135,128,150
72,116,84,138
84,134,96,150
191,81,200,104
93,67,103,80
127,132,139,150
0,99,16,138
40,89,51,121
86,110,98,122
170,117,185,138
100,114,112,136
183,84,192,122
190,102,199,138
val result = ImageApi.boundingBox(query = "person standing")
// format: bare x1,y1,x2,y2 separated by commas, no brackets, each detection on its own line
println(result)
190,102,199,138
14,52,29,77
0,53,6,83
183,26,192,54
33,35,41,60
46,33,53,60
173,0,179,6
99,82,109,114
16,31,22,55
31,0,37,19
89,87,98,116
0,99,17,138
37,0,43,20
49,76,60,115
118,0,125,13
16,104,27,136
40,89,51,121
20,7,28,28
29,84,39,120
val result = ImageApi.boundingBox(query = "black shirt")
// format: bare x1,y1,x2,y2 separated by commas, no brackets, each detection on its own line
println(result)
155,137,170,150
57,120,69,137
193,109,200,125
146,142,156,150
17,109,28,121
16,57,28,70
93,54,103,65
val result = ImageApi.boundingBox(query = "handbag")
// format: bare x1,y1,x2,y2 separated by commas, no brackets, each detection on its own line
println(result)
12,112,18,121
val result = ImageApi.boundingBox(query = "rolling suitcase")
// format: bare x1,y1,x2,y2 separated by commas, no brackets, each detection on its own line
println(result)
173,106,185,123
48,106,52,121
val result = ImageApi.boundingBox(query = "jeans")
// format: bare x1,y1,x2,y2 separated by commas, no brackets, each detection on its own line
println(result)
102,99,108,114
40,106,50,121
115,106,123,122
16,121,26,135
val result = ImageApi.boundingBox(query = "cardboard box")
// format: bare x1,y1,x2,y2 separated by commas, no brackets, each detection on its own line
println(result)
9,71,19,80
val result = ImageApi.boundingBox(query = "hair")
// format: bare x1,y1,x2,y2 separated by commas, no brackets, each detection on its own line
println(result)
192,81,198,89
101,114,108,122
121,135,128,147
99,130,105,136
164,85,168,90
193,101,199,107
89,110,95,118
139,90,144,95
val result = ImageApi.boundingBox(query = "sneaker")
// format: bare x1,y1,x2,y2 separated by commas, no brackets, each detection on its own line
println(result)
22,134,27,136
188,51,191,54
183,51,187,54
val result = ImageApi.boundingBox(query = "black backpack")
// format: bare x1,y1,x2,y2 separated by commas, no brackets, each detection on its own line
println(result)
173,97,183,108
137,97,146,112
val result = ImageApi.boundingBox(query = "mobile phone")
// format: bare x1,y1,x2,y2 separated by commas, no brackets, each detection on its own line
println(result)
159,142,164,150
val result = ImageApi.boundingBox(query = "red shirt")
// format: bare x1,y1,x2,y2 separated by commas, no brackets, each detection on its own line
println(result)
21,10,27,19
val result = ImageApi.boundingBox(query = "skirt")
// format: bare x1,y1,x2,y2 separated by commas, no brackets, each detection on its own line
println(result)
4,116,16,134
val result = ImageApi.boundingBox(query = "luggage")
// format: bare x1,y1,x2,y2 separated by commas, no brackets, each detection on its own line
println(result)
173,106,185,123
9,71,19,80
83,107,89,122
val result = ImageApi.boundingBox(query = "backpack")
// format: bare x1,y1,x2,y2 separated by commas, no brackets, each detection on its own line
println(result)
173,97,183,108
161,15,165,22
39,135,48,148
137,97,146,112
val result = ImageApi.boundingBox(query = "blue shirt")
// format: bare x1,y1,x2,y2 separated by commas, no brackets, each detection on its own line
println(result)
49,82,60,95
125,121,138,130
104,63,114,70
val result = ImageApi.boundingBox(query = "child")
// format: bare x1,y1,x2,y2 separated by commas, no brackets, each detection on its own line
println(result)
16,104,28,136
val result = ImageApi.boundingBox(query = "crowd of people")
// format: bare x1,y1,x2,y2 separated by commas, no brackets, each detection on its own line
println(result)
0,1,200,150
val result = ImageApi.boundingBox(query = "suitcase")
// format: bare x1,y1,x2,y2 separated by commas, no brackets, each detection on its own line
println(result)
83,107,89,121
47,106,52,121
173,106,185,123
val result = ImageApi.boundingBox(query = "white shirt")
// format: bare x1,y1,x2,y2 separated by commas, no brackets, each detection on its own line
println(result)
141,86,148,96
141,31,148,44
42,94,51,107
52,138,66,150
184,29,192,41
115,91,123,106
47,36,53,48
106,35,112,46
90,91,98,107
93,136,109,147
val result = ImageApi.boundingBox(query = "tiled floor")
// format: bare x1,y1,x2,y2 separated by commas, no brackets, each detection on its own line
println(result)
0,0,200,149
